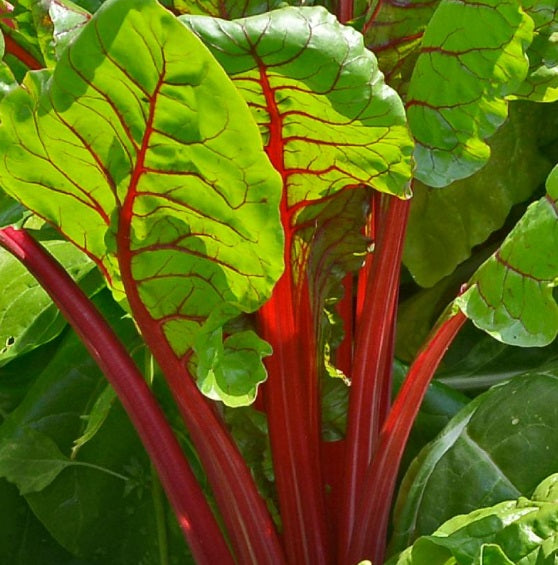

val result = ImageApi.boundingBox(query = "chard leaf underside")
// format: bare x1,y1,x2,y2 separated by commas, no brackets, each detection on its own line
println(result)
0,0,284,405
456,164,558,346
407,0,533,187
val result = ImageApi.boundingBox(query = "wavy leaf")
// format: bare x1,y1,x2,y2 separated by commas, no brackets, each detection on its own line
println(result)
0,0,284,405
407,0,533,187
390,474,558,565
512,0,558,101
182,6,414,209
456,164,558,346
391,372,558,552
404,102,553,287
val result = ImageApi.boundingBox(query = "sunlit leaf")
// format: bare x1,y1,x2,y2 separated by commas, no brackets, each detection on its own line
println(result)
456,164,558,346
404,102,553,287
407,0,533,187
0,0,284,406
183,7,413,206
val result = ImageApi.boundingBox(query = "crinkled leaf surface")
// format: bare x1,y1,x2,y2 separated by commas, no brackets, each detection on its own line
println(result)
407,0,533,187
391,372,558,552
182,6,413,208
0,0,284,405
512,0,558,101
172,0,287,18
456,164,558,346
194,328,272,406
389,475,558,565
363,0,440,94
404,102,553,287
0,237,103,367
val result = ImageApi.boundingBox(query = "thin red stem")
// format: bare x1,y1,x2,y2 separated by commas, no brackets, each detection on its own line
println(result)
347,309,467,564
0,226,233,565
337,0,353,24
3,33,42,69
339,195,410,557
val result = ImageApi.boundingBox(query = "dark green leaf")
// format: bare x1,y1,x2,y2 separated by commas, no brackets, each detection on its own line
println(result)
0,479,87,564
0,293,189,563
391,373,558,552
437,322,558,393
390,474,558,564
404,102,553,287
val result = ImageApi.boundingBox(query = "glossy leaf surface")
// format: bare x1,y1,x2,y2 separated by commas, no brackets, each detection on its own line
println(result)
0,0,284,405
456,164,558,346
391,372,558,551
389,473,558,564
407,0,533,187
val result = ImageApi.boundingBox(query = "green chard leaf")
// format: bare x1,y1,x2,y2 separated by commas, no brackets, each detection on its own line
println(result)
389,473,558,565
0,479,81,565
182,6,413,379
171,0,288,18
0,293,187,563
391,372,558,553
456,164,558,347
0,0,284,406
182,7,413,204
363,0,440,94
404,101,553,288
512,0,558,102
407,0,533,187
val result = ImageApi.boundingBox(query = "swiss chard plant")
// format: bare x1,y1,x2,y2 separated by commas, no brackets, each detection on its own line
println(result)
0,0,557,563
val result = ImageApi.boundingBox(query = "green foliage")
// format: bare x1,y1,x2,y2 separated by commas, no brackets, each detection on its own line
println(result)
389,473,558,564
0,0,558,562
391,372,558,552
